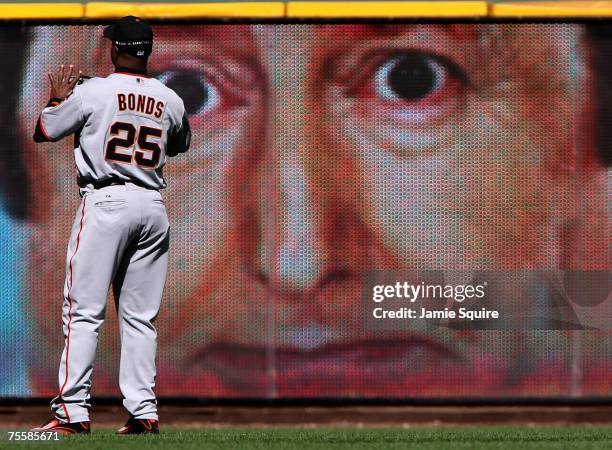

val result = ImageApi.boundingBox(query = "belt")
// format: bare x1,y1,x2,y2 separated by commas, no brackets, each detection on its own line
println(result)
91,178,125,189
89,178,157,191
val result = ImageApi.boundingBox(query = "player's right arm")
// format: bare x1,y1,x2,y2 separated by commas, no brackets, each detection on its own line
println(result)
34,65,85,143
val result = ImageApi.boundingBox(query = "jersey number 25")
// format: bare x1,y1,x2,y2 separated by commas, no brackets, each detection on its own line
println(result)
105,121,162,168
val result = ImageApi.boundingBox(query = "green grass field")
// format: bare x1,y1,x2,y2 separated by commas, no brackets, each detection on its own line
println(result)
1,426,612,450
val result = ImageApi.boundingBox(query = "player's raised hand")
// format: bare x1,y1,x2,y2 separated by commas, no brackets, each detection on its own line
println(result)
48,64,82,100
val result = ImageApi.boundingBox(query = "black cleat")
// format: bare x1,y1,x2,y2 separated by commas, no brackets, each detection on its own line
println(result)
30,417,90,435
117,417,159,435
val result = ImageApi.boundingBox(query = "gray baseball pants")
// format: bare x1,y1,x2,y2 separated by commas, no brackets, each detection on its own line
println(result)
50,182,169,422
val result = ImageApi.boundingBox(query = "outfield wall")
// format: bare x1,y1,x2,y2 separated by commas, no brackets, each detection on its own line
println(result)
0,23,610,400
2,1,612,19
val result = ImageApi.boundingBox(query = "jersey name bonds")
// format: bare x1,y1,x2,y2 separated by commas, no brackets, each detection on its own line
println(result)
117,92,165,120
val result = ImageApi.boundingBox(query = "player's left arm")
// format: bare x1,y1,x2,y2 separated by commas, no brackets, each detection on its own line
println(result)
34,65,84,143
166,112,191,157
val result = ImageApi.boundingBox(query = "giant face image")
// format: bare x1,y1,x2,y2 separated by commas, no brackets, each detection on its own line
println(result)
19,25,610,397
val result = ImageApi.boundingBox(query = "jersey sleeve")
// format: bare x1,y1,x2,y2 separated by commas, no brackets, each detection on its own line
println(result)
166,111,191,157
33,87,85,143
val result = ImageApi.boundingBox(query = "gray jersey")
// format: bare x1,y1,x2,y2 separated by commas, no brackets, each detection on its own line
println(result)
36,72,190,190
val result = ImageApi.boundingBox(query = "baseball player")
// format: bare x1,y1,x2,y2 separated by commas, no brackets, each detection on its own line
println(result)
30,16,190,435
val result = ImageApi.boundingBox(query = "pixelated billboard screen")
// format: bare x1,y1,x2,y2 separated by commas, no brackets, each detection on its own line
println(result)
0,24,610,399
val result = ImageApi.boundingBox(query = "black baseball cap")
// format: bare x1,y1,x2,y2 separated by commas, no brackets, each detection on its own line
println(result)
104,16,153,60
